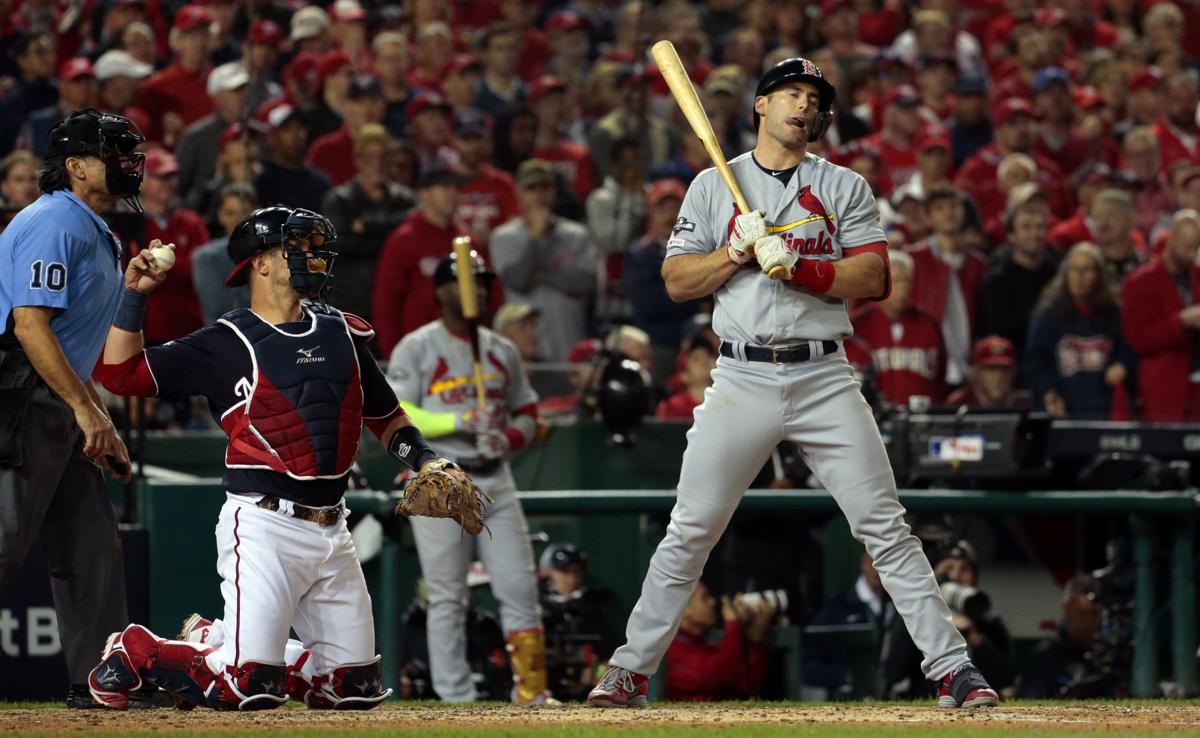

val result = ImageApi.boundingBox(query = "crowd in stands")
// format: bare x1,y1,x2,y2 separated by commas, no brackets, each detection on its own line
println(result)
4,0,1200,423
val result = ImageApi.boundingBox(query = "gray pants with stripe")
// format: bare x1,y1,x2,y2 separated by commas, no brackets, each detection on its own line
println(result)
0,385,128,685
609,350,969,682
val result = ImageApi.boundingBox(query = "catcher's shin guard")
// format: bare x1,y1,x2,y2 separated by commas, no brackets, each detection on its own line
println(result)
506,628,550,705
303,655,393,709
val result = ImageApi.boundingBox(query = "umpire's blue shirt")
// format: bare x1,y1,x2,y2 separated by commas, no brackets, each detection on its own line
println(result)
0,190,123,380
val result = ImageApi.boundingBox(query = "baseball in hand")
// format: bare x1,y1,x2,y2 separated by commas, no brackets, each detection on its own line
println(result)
148,244,176,270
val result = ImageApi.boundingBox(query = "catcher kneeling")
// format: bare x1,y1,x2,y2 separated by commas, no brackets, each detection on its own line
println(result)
87,207,487,710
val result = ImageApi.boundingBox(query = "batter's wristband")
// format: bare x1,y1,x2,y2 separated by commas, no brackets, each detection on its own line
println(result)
113,288,148,331
388,425,438,471
790,259,836,294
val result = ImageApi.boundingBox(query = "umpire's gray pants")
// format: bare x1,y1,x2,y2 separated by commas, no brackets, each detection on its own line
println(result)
609,351,969,682
0,386,128,685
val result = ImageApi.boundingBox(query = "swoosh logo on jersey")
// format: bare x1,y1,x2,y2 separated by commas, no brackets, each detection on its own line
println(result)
429,371,506,395
767,213,838,234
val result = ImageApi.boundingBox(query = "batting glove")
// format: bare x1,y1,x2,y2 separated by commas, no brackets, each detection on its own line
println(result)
755,235,798,279
728,210,767,264
458,405,504,435
476,429,511,460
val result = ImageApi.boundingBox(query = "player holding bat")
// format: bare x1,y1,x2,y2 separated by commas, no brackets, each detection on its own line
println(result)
386,247,553,705
587,50,999,709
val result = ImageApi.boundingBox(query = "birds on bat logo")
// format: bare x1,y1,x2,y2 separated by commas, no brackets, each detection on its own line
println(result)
798,186,836,235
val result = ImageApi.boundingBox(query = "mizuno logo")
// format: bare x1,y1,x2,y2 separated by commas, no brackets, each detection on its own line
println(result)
296,346,325,364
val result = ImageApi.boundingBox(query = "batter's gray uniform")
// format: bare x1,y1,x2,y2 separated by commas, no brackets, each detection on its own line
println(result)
608,151,969,683
387,320,541,702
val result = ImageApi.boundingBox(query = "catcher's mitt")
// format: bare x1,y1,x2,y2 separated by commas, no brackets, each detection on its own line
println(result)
394,459,492,535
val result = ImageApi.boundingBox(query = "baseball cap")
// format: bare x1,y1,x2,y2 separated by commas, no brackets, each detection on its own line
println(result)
993,98,1041,126
59,57,94,81
917,133,952,154
331,0,365,22
883,85,921,108
266,103,304,131
283,51,320,91
317,49,351,84
144,147,178,178
954,74,988,96
529,75,567,104
445,54,481,76
516,159,555,188
94,49,153,81
1072,85,1104,111
539,543,586,571
173,3,211,31
352,123,392,154
1005,182,1045,218
704,75,741,97
405,92,452,120
568,338,602,364
820,0,853,15
1130,66,1165,92
647,178,686,207
416,166,463,189
291,5,330,42
218,121,264,149
249,19,283,46
971,336,1016,367
207,61,250,97
1033,67,1070,93
453,107,491,137
493,302,539,333
346,74,382,100
545,10,588,33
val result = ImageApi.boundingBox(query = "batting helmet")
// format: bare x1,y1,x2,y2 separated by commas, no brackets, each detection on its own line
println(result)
225,206,293,286
754,57,836,142
432,249,496,288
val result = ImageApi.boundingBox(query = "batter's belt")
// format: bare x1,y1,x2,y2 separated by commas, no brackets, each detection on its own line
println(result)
719,340,839,364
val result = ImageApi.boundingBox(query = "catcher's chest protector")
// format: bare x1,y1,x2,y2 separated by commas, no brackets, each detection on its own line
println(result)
219,305,363,479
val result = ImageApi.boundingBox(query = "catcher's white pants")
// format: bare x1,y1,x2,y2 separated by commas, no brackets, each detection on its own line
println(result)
609,351,969,681
207,493,377,675
409,464,540,702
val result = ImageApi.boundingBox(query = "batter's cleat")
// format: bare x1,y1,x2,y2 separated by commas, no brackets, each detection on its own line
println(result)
177,613,212,643
937,664,1000,708
586,666,649,708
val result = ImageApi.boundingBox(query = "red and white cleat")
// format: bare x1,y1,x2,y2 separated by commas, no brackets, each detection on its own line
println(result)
586,666,649,708
177,613,213,643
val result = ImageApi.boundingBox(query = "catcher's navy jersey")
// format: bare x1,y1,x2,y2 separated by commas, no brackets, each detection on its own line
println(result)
143,306,398,506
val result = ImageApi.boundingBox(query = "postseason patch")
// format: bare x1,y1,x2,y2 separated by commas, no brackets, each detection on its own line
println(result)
667,238,686,249
672,217,696,236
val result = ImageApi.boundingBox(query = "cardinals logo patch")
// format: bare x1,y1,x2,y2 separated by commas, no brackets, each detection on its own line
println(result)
798,186,836,235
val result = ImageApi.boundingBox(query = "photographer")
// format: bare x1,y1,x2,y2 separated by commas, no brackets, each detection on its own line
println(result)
538,543,620,702
663,581,770,702
1019,574,1109,699
881,540,1015,700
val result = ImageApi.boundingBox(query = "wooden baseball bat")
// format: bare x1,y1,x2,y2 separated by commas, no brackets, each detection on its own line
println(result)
452,236,487,411
651,40,788,280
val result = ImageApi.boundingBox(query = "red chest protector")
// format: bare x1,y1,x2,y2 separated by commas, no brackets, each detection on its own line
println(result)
217,303,364,480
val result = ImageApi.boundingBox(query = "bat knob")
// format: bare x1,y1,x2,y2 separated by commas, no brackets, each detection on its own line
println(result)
768,265,789,280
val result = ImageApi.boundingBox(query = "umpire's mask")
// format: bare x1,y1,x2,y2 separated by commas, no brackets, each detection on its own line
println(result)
45,108,146,212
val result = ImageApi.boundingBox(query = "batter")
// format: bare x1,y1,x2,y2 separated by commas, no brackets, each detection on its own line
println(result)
586,58,999,709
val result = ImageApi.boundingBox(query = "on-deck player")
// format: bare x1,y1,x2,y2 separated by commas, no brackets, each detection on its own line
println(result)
386,251,550,704
86,206,466,710
586,58,1000,709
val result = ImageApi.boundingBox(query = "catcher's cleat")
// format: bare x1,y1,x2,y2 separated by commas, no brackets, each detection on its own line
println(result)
937,664,1000,708
177,613,213,643
88,628,153,710
586,666,649,708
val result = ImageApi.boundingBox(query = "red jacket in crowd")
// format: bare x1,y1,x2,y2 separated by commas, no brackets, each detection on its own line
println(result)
372,210,463,357
1048,212,1148,253
906,240,989,327
655,391,702,420
1120,258,1200,422
307,126,356,186
136,209,210,344
456,166,521,242
664,621,766,702
532,142,595,204
835,133,917,195
1151,121,1200,176
135,61,214,143
954,144,1073,220
848,305,947,406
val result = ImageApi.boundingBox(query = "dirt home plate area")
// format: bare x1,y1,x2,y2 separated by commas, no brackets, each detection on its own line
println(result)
3,703,1200,737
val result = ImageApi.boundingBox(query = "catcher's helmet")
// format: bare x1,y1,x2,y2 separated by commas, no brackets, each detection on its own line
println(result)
754,57,836,142
433,249,496,288
281,208,338,301
45,108,146,210
225,206,293,286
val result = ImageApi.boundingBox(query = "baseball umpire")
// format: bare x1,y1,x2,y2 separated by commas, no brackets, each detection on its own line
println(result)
86,206,485,710
0,108,141,707
587,59,999,709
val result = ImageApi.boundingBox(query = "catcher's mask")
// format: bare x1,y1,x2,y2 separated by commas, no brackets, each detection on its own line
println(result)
281,208,338,301
45,108,147,212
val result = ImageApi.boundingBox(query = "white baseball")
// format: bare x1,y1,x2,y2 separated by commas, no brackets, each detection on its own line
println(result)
149,244,176,270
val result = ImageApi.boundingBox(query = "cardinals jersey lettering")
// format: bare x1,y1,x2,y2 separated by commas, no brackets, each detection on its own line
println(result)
668,152,886,343
386,321,538,462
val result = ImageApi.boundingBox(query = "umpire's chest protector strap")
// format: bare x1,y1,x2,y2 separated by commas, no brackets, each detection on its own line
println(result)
218,304,363,479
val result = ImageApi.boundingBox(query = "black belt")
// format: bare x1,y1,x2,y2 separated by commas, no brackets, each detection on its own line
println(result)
456,458,502,476
719,340,839,364
256,495,344,526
